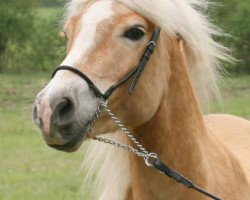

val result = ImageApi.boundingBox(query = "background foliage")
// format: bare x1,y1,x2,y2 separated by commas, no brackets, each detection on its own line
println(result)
0,0,65,72
39,0,64,7
0,0,249,73
214,0,250,73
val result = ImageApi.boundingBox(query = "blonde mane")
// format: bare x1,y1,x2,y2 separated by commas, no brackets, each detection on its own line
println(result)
63,0,232,199
81,132,131,200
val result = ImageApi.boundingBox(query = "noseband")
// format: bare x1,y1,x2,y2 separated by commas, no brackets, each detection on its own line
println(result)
51,27,222,200
52,28,161,100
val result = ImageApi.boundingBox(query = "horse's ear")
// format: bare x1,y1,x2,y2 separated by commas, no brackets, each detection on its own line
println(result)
176,37,189,68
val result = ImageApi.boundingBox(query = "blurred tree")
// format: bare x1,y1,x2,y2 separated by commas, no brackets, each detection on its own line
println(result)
26,17,65,71
40,0,65,7
0,0,37,71
0,0,65,72
0,0,248,73
214,0,250,73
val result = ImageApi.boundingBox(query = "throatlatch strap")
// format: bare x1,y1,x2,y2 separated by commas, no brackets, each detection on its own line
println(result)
153,159,223,200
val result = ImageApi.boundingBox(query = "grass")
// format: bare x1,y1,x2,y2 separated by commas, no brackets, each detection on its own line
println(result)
35,7,63,20
211,75,250,119
0,73,87,200
0,73,249,200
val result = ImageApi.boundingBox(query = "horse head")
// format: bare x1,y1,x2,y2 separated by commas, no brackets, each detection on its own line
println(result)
33,0,167,152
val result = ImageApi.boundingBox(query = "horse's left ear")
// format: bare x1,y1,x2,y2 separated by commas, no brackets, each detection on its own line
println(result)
177,36,185,56
176,36,189,68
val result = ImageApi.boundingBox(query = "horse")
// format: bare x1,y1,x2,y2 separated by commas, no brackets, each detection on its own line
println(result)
32,0,250,199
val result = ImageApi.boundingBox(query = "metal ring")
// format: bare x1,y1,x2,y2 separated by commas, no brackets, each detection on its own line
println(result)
147,41,156,47
100,99,108,107
145,153,158,167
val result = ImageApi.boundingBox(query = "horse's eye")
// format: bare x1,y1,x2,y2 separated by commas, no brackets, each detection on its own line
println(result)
124,28,145,41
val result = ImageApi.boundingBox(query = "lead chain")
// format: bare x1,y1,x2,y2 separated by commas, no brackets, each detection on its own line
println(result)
93,137,147,158
92,100,158,165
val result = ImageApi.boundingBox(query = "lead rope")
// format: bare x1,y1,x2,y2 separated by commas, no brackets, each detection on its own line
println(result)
91,100,223,200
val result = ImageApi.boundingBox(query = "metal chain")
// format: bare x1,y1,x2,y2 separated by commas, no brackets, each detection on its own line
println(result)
100,101,149,155
93,137,147,158
91,100,158,165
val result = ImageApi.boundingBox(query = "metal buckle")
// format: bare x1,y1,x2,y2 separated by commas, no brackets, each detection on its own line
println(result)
147,41,156,47
145,152,158,167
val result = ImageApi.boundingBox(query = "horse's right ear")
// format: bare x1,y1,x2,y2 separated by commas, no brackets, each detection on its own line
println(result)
176,37,189,69
176,34,185,52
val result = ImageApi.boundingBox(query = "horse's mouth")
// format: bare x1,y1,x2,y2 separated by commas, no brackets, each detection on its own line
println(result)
47,115,98,152
48,130,85,152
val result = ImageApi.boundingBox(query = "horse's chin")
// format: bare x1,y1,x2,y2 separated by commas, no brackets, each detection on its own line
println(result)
46,123,93,152
47,131,84,152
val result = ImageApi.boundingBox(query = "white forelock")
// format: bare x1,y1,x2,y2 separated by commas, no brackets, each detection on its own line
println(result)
62,0,114,66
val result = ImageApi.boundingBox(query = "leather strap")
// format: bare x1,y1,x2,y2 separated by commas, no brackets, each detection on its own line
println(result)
129,28,161,95
52,66,104,98
153,159,223,200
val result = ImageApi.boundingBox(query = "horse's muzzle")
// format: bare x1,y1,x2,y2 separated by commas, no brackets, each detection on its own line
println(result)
32,74,99,152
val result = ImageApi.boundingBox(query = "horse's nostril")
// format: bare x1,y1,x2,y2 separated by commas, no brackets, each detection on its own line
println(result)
58,98,72,116
53,97,75,126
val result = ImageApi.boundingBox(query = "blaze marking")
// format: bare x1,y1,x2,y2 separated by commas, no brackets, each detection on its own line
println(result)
61,0,114,66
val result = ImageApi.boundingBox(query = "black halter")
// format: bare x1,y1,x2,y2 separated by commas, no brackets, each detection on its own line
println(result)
52,28,161,100
51,27,222,200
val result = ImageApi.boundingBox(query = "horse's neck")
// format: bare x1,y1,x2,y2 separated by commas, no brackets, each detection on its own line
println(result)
128,39,214,199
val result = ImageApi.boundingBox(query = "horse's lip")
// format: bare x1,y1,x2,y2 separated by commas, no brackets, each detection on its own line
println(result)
47,116,97,152
48,129,86,152
46,104,101,152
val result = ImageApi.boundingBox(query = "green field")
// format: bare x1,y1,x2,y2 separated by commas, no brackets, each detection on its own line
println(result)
35,7,63,19
211,75,250,119
0,73,250,200
0,73,87,200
